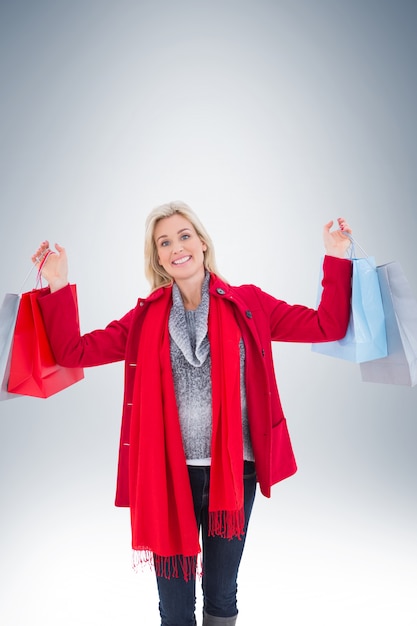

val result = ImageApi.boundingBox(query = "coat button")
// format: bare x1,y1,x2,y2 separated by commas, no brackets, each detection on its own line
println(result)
139,302,144,307
246,310,253,318
216,288,226,295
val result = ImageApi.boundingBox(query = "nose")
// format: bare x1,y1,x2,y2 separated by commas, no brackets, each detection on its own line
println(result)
173,241,183,254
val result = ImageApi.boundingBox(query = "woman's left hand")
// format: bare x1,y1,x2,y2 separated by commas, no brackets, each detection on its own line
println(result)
323,218,352,258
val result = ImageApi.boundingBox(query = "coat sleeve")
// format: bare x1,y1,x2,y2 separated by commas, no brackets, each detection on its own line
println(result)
254,256,352,343
37,284,134,367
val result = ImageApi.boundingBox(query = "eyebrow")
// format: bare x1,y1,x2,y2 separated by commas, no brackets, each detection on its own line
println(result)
156,228,192,242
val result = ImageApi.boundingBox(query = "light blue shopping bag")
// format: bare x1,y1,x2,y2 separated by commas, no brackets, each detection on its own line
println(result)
312,237,387,363
0,293,21,400
360,261,417,386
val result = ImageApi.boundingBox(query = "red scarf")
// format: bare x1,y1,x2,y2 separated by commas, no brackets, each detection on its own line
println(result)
128,281,244,580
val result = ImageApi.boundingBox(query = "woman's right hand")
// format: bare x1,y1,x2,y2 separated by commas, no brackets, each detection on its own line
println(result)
32,241,69,292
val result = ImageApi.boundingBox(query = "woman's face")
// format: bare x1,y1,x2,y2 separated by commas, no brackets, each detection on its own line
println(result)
154,213,207,282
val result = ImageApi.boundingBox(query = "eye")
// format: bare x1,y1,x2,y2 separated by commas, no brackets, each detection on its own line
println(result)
160,240,170,247
181,233,190,241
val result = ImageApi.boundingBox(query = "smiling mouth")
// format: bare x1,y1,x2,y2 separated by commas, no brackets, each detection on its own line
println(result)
172,255,192,266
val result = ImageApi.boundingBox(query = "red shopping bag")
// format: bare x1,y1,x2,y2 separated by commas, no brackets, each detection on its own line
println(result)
8,285,84,398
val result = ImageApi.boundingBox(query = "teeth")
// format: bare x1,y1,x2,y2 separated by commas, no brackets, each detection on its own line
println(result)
173,256,191,265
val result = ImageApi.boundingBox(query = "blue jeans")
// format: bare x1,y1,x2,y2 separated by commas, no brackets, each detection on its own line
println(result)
156,461,257,626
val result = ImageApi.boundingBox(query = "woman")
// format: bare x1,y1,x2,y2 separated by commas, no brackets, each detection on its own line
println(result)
33,201,353,626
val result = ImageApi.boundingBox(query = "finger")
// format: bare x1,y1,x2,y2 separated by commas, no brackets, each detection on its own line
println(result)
324,220,334,232
32,250,43,264
38,249,53,272
340,225,352,235
337,218,352,233
38,240,50,252
32,241,51,265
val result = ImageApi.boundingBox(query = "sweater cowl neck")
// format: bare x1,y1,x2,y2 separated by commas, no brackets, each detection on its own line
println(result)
169,272,210,367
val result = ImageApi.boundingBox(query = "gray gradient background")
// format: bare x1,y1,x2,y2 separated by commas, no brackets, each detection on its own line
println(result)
1,1,416,624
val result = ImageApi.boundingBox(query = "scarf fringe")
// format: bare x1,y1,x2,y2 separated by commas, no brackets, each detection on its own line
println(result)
208,508,245,540
132,549,201,582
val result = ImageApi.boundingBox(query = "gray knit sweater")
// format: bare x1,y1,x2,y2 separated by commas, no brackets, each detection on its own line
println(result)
169,273,254,464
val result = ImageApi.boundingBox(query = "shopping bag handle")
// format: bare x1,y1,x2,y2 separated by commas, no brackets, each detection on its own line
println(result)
19,250,53,293
343,232,370,259
35,250,52,288
19,264,37,293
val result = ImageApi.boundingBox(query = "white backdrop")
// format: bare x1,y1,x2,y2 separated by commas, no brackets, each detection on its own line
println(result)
1,1,416,625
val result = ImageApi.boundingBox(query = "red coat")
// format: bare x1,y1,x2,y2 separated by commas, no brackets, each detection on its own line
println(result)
38,256,352,503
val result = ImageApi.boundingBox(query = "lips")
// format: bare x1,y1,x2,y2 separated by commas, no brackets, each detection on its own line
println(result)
172,255,192,266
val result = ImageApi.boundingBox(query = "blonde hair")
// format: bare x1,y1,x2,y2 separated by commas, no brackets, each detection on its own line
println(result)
144,201,226,290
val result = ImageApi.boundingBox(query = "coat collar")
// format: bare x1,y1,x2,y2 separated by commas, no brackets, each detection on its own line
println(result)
134,274,263,360
209,274,232,297
209,275,263,353
137,284,172,307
